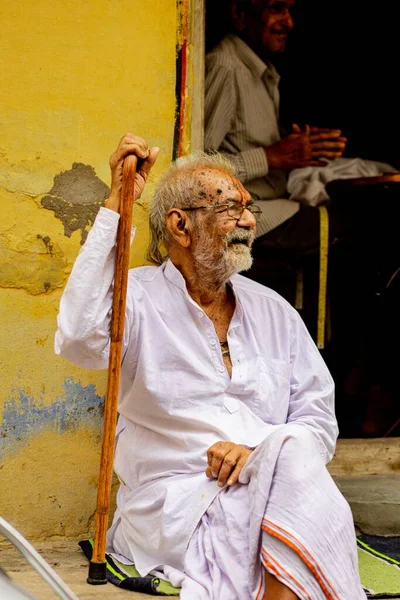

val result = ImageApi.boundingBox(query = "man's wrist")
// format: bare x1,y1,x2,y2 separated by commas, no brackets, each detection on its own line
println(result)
105,194,120,213
264,145,278,170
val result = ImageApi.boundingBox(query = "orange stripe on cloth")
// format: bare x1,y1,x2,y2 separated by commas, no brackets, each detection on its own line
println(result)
261,554,302,599
262,518,339,600
255,563,266,600
261,546,312,600
261,520,339,600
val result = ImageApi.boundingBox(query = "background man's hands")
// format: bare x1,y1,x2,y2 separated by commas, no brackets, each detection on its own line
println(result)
206,441,252,487
265,123,347,171
106,133,159,213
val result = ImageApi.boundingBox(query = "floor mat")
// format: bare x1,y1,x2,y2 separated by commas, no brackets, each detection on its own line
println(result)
79,540,180,596
79,535,400,597
357,535,400,599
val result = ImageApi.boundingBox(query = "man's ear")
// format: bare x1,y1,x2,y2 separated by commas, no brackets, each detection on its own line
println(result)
166,209,191,248
231,2,246,32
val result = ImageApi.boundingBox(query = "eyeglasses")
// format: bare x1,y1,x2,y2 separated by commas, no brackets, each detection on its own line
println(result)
180,201,262,222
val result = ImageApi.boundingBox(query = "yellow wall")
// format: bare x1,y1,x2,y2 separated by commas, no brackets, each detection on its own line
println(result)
0,0,176,538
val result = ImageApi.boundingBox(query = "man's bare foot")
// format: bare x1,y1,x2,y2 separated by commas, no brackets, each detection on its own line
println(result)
264,571,299,600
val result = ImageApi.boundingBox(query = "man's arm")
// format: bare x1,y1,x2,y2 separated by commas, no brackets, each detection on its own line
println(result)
55,134,159,369
55,207,126,369
205,62,270,183
287,307,338,463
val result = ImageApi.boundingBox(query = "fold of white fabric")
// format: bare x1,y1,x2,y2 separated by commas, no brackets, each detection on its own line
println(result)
287,157,397,207
178,425,366,600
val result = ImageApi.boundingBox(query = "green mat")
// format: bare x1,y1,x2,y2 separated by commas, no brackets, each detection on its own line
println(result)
79,539,180,596
357,535,400,598
80,535,400,598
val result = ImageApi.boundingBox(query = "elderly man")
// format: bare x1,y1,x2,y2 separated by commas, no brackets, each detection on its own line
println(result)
56,135,365,599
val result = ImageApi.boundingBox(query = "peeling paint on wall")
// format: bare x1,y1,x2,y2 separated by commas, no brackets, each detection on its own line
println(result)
41,163,110,244
0,378,104,458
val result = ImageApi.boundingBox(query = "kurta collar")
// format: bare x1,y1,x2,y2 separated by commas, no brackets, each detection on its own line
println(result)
162,259,243,324
227,34,280,83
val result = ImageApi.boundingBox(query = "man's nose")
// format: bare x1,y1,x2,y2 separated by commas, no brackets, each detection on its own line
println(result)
282,9,295,31
238,208,257,229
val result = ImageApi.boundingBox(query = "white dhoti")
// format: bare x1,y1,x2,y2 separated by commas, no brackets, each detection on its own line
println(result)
166,426,366,600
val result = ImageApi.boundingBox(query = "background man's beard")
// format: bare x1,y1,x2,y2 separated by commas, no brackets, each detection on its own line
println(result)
193,227,254,284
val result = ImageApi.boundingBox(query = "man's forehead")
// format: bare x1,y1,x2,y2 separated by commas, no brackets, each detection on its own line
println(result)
194,167,237,189
193,167,248,204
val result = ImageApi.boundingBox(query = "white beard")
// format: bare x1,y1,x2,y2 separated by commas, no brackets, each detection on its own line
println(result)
193,227,254,285
224,243,253,274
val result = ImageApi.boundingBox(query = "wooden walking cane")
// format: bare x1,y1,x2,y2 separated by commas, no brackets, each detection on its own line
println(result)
87,154,138,585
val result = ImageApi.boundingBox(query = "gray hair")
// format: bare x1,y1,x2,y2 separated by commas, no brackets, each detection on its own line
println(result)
146,151,236,265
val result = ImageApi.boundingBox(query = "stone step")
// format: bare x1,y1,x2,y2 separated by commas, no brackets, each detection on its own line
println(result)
335,475,400,535
329,438,400,535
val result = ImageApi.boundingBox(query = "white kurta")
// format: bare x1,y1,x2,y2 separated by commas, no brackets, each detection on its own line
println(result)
55,207,337,577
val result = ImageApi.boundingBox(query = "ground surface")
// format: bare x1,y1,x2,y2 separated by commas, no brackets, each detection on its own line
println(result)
3,535,400,600
2,439,399,599
1,541,176,600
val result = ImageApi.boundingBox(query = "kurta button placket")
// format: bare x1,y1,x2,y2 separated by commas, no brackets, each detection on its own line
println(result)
224,396,240,413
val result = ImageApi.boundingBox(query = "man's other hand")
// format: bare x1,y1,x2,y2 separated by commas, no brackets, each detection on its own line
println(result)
106,133,159,213
265,124,346,171
206,441,252,487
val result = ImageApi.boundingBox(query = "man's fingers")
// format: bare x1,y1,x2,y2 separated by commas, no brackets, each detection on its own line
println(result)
137,147,160,181
117,143,149,161
227,457,247,486
309,132,343,141
115,133,149,160
310,141,346,151
217,449,241,487
311,150,344,159
205,444,252,487
206,466,214,479
207,443,231,478
121,133,149,153
310,126,341,135
210,453,226,478
148,146,160,165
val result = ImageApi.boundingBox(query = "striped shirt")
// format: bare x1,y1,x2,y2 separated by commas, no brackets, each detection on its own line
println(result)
205,34,300,236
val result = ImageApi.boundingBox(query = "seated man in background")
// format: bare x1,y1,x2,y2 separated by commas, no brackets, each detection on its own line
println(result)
205,0,347,240
205,0,399,437
55,133,366,599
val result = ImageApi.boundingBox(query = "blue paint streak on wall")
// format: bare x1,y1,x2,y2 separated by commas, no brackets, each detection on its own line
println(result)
0,378,104,457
